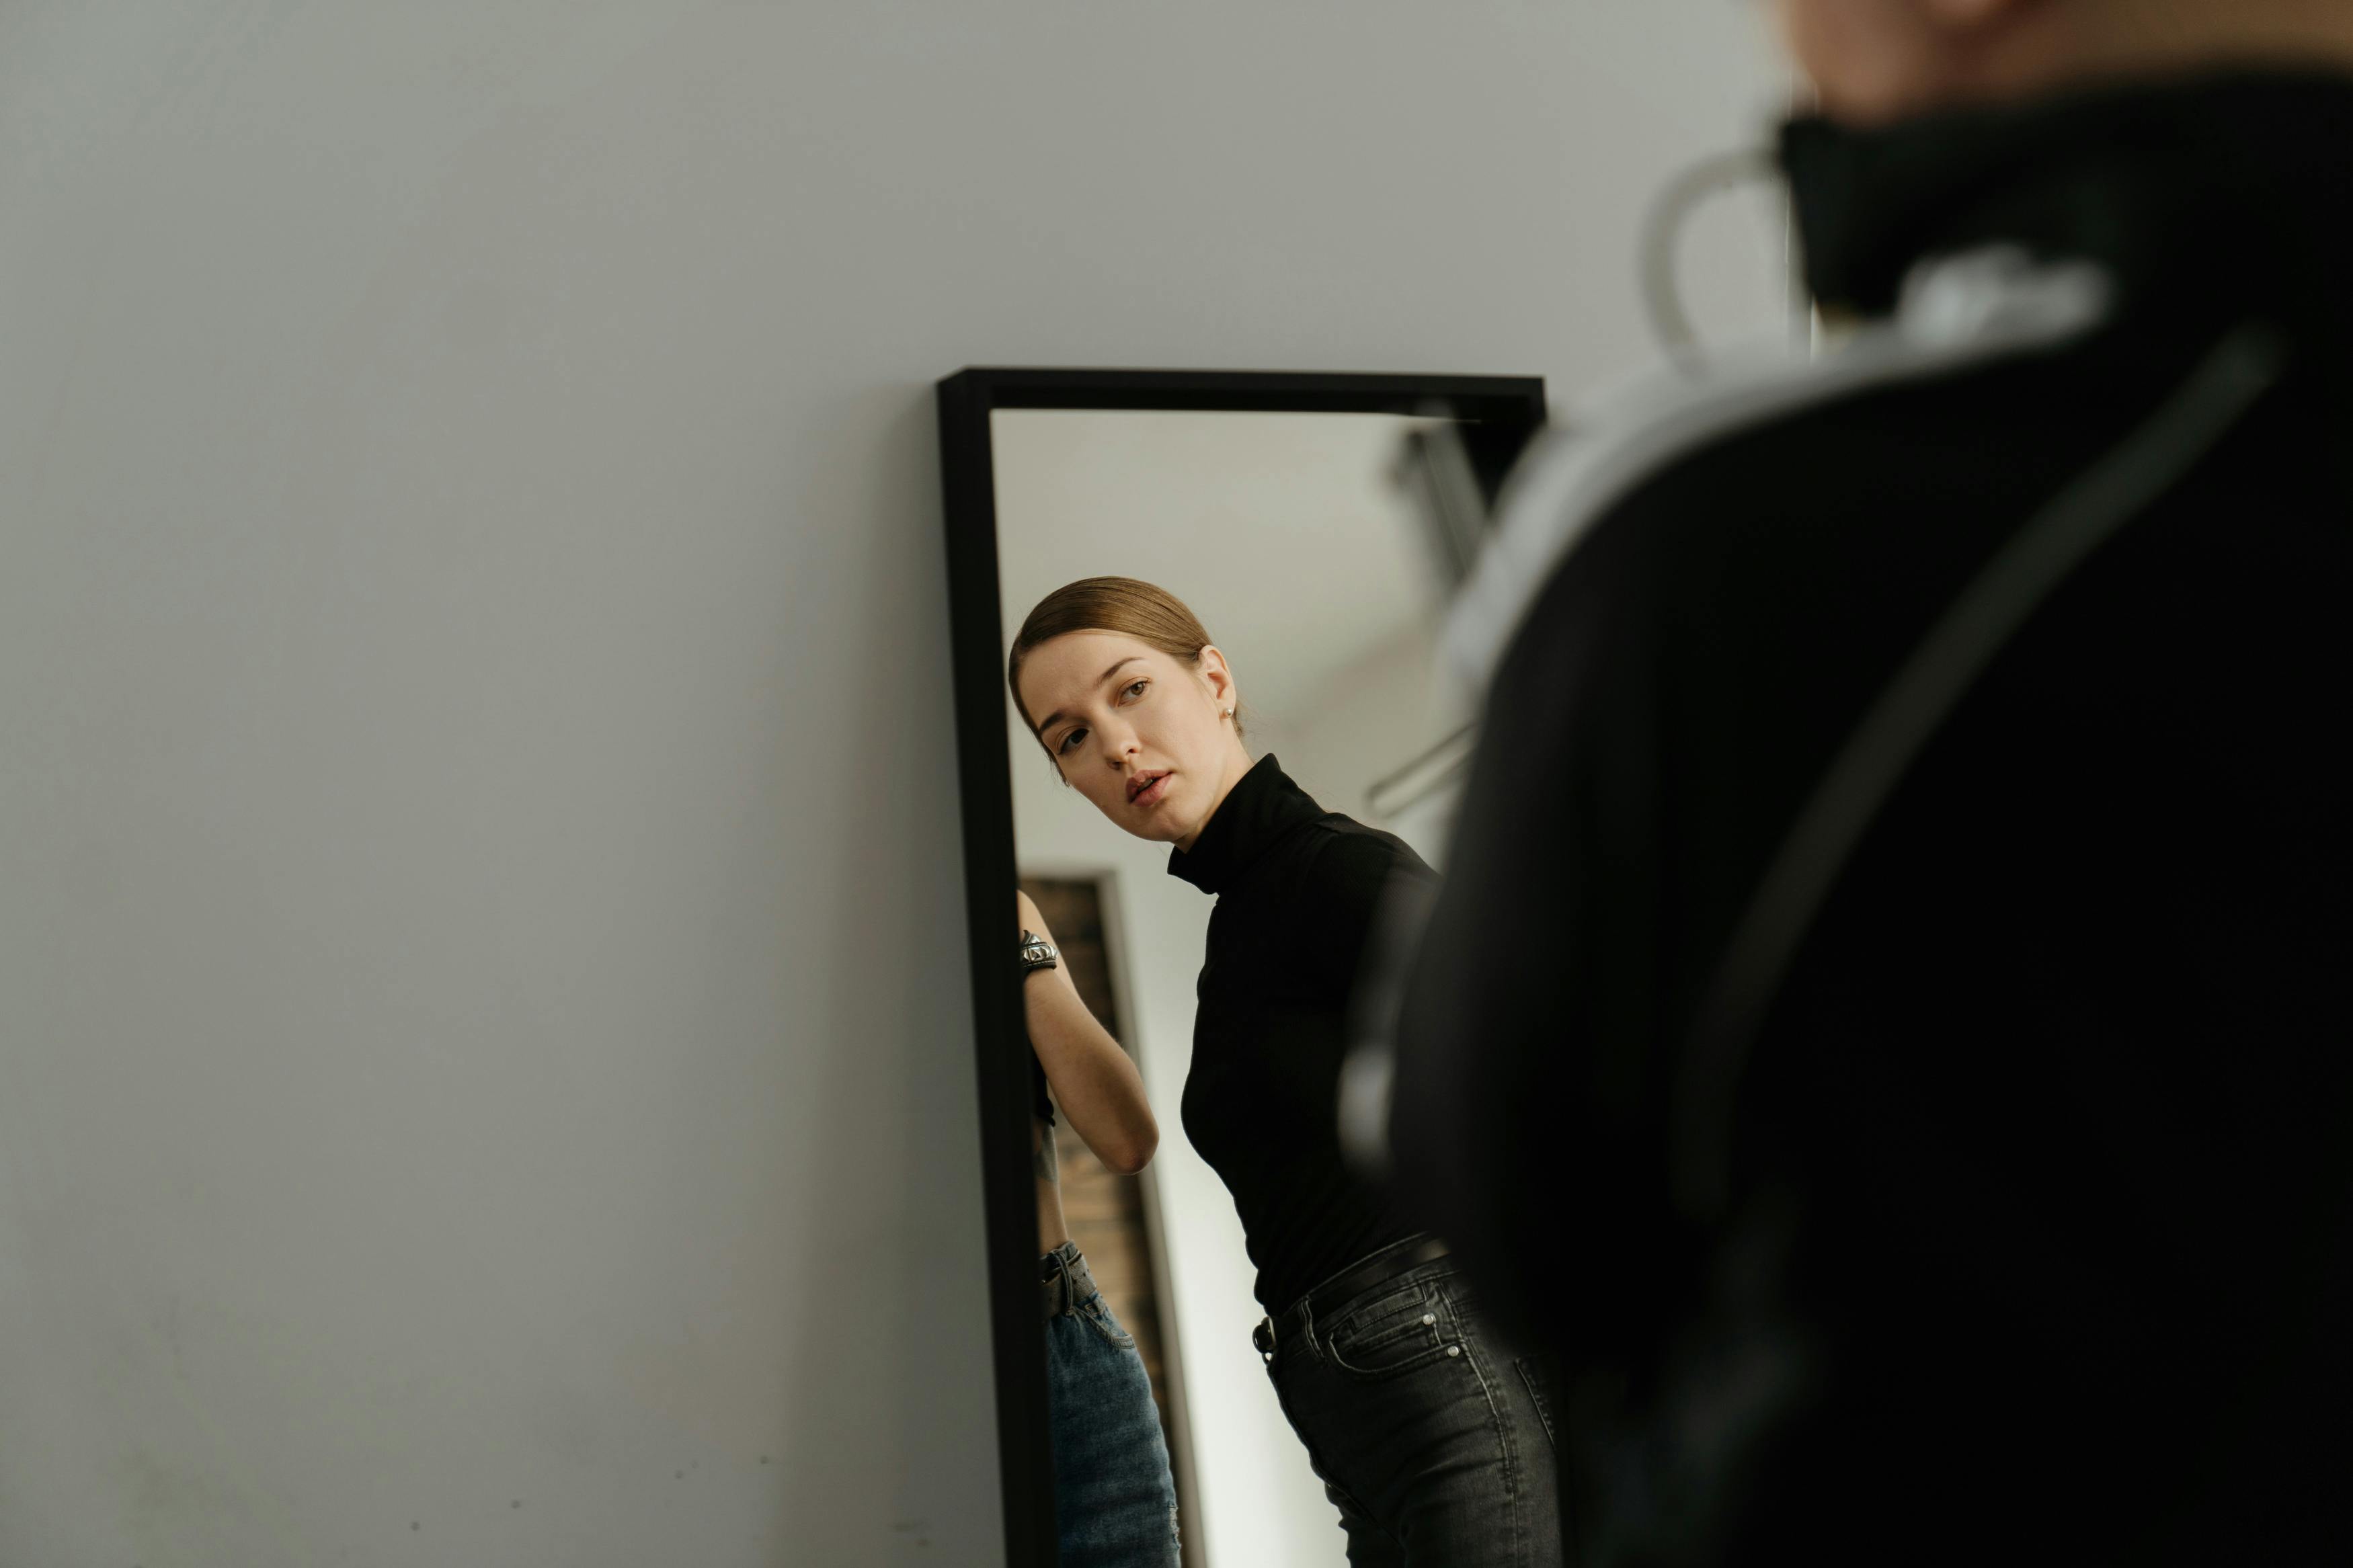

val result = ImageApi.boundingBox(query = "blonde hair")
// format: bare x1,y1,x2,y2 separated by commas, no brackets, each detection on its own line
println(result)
1008,577,1244,763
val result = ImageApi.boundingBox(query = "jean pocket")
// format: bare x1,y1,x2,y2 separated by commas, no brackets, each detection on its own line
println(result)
1322,1277,1457,1378
1076,1292,1137,1351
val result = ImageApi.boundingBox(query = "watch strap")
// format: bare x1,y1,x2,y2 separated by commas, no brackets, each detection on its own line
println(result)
1018,928,1060,977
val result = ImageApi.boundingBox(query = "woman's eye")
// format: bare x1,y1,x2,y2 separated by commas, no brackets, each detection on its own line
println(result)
1057,727,1088,755
1121,680,1148,701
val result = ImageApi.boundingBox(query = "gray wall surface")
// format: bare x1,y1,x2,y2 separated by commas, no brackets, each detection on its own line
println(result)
0,3,1789,1563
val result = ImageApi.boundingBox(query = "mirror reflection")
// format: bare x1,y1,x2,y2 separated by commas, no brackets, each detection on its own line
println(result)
992,407,1558,1567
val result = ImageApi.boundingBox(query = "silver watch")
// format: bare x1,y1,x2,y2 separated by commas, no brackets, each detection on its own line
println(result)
1017,929,1060,978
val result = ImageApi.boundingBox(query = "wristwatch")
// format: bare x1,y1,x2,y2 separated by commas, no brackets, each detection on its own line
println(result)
1017,929,1060,979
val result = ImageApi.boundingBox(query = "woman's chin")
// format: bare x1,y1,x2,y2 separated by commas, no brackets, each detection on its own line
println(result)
1129,817,1189,846
1108,802,1193,847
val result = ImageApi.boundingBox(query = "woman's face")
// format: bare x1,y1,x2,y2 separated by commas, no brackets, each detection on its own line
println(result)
1017,630,1246,849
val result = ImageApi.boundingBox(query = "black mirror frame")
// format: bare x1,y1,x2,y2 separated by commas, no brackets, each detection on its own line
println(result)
933,367,1546,1566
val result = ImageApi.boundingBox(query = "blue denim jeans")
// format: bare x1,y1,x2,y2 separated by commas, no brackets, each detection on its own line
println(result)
1042,1241,1181,1567
1261,1238,1562,1566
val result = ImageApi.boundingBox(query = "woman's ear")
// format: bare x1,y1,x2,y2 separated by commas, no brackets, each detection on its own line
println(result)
1196,645,1238,717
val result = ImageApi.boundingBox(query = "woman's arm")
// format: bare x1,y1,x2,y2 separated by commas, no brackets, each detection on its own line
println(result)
1018,891,1159,1174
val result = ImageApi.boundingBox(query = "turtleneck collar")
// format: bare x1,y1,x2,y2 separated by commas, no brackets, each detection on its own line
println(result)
1781,67,2353,329
1166,754,1323,896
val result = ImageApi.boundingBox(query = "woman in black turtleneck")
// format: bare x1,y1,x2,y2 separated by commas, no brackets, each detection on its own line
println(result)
1010,575,1560,1568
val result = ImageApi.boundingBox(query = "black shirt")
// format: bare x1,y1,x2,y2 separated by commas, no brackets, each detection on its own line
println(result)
1167,754,1433,1313
1390,71,2353,1565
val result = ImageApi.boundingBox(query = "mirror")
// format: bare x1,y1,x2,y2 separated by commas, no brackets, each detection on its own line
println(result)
937,372,1546,1567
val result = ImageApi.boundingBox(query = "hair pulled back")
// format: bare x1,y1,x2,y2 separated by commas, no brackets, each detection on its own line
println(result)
1008,577,1243,762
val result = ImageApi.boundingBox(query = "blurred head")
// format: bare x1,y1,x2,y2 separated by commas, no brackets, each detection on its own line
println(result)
1010,577,1254,851
1775,0,2353,126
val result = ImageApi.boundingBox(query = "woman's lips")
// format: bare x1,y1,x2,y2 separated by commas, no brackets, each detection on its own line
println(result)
1128,771,1171,807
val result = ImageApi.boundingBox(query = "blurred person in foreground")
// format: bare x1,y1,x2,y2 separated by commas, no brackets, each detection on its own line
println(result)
1384,1,2353,1561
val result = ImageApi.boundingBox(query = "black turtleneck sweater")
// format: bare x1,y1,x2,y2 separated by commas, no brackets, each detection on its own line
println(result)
1167,754,1432,1314
1391,71,2353,1565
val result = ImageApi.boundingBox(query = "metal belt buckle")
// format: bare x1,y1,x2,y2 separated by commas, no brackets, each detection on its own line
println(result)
1252,1316,1276,1362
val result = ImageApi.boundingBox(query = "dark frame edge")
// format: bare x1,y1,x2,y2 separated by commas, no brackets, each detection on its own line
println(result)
936,370,1059,1567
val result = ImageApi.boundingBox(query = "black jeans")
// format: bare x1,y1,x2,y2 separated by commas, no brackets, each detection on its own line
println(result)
1260,1237,1563,1565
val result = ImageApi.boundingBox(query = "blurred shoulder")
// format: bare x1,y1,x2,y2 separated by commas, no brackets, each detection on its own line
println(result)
1447,248,2128,692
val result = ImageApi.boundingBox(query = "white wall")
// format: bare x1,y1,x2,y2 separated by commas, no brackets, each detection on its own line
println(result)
1281,614,1463,867
0,3,1788,1563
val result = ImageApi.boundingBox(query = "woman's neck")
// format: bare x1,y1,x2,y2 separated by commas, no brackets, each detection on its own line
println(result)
1174,747,1257,855
1964,0,2353,118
